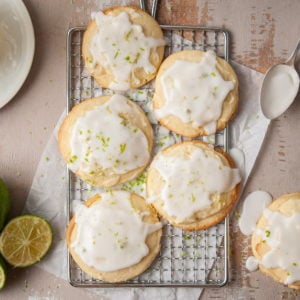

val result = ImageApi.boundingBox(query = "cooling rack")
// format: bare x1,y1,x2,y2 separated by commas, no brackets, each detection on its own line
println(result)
66,1,230,288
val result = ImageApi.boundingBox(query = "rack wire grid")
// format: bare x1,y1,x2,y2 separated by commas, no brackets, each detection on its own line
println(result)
66,18,230,288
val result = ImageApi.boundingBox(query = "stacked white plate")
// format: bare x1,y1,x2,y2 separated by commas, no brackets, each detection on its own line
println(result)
0,0,35,109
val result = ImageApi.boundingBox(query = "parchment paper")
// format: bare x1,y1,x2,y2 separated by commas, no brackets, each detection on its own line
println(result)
24,62,268,300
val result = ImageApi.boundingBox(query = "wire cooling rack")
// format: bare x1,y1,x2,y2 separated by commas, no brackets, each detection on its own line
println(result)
66,10,230,288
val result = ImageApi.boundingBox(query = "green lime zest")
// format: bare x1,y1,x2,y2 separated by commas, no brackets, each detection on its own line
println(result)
119,143,127,154
125,30,132,41
69,155,78,163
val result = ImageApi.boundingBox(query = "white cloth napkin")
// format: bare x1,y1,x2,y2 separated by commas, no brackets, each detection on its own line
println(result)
24,62,268,300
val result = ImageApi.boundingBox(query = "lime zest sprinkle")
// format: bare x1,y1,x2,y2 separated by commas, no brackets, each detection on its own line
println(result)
196,236,202,242
190,194,196,202
86,57,93,64
122,172,146,191
97,168,105,176
119,143,127,154
69,155,78,163
210,71,217,77
114,49,120,59
233,210,240,220
45,156,50,162
96,134,110,147
265,230,271,237
180,251,188,258
184,234,191,241
156,135,169,147
106,105,112,114
125,30,132,41
119,114,128,126
134,52,141,63
113,231,128,249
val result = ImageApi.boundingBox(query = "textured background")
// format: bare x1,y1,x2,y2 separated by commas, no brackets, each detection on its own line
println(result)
0,0,300,298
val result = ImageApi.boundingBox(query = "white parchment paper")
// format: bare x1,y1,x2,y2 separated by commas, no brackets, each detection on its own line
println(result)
24,62,268,300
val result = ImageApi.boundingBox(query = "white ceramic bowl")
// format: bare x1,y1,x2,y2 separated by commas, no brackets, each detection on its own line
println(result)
0,0,35,109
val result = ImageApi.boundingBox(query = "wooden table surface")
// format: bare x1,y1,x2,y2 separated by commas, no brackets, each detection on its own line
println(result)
0,0,300,299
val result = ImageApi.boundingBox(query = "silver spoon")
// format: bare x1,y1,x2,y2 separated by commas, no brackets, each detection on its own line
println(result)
260,39,300,120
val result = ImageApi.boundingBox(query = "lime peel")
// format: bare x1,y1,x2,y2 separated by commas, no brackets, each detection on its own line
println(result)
0,255,6,289
0,179,10,231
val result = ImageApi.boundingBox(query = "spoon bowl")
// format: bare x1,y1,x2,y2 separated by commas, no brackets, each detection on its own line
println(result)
260,39,300,120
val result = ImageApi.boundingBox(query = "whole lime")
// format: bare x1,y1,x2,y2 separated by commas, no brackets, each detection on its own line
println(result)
0,254,7,289
0,179,10,231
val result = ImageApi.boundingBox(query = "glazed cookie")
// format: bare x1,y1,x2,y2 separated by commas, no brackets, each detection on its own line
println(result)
152,50,239,137
58,94,153,187
82,6,165,91
252,193,300,290
146,140,241,231
66,191,162,282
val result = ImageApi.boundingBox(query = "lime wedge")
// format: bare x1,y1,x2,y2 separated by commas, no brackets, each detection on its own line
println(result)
0,179,10,231
0,255,6,289
0,215,53,267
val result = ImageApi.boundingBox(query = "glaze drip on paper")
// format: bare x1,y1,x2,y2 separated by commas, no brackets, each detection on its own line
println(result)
238,190,272,235
245,256,259,272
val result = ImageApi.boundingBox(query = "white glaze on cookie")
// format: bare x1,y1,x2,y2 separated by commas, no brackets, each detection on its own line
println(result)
256,209,300,284
89,11,165,91
148,147,241,221
69,94,150,175
154,51,234,134
71,191,162,272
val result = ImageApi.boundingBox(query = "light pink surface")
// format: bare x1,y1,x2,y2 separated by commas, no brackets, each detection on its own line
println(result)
0,0,300,298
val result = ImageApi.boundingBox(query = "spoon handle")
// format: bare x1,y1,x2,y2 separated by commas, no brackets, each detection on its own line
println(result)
152,0,159,18
286,39,300,66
